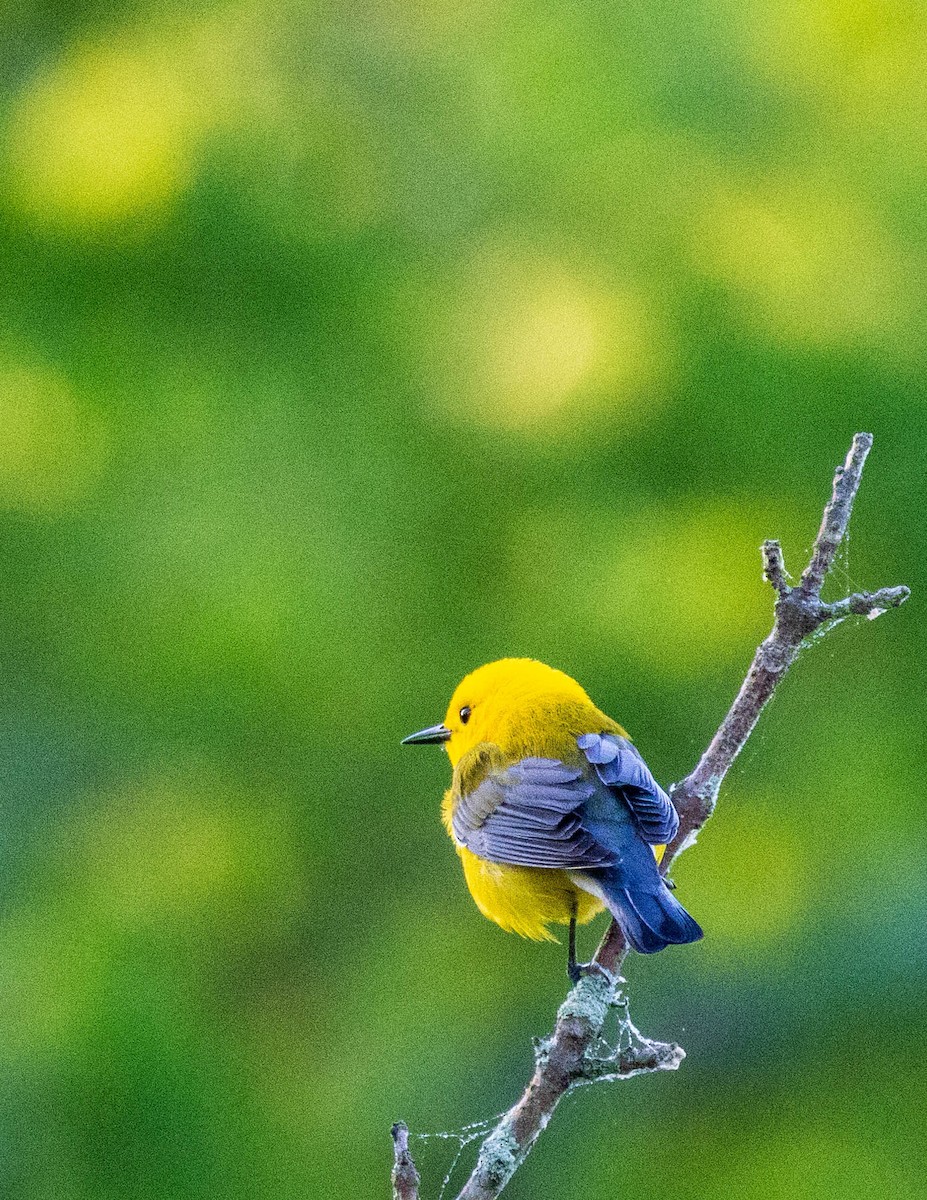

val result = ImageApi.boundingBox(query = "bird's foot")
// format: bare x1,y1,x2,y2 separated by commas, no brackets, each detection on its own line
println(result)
567,959,612,985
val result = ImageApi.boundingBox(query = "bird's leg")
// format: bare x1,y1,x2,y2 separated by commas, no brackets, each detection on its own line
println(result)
567,903,614,984
567,912,581,984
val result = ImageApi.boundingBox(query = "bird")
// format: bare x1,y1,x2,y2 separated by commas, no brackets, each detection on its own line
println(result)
402,658,702,978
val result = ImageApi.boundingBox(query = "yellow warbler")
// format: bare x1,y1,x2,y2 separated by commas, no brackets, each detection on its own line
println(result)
403,658,702,976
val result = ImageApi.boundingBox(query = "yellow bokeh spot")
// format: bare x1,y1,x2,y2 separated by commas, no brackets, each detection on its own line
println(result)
511,500,803,677
721,1121,915,1199
0,915,106,1062
602,505,769,672
0,771,303,1062
6,38,199,230
495,281,602,421
745,0,927,115
692,178,915,349
432,246,667,433
675,800,811,950
0,362,108,514
78,776,301,929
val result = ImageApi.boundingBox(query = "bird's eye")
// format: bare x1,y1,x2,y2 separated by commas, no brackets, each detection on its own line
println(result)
459,705,472,725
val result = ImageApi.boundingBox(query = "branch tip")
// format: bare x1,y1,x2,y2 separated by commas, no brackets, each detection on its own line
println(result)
826,585,910,621
391,1121,420,1200
762,539,789,595
800,432,873,597
584,1038,685,1082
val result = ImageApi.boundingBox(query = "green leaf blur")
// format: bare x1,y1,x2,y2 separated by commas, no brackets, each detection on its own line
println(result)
0,2,923,1197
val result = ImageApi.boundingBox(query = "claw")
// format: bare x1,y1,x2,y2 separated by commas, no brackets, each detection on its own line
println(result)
567,959,612,985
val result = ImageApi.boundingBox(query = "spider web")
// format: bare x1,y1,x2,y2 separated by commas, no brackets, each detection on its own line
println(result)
412,987,664,1196
577,987,674,1085
413,1113,505,1200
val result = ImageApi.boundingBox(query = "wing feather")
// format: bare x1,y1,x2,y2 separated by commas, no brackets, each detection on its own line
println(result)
451,757,614,869
450,734,679,870
577,733,679,844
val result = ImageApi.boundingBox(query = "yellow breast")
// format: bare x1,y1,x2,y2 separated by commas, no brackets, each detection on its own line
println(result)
458,846,604,940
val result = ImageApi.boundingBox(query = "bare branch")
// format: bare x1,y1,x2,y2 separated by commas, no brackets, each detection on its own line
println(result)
800,431,872,596
394,434,909,1200
581,1036,685,1083
391,1122,421,1200
762,538,789,596
825,586,910,621
670,432,906,837
454,976,682,1200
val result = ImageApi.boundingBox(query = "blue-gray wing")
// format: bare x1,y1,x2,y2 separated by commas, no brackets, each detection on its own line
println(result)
577,733,679,844
451,757,615,869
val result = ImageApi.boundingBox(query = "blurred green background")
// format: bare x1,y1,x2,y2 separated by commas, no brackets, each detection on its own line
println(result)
0,2,924,1198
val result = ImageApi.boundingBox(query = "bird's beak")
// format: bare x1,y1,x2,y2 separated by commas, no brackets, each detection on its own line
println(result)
401,723,452,746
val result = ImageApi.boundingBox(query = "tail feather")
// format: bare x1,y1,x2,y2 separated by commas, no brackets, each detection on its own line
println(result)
580,867,703,954
616,884,704,954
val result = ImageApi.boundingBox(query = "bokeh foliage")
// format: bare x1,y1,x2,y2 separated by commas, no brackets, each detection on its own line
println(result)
0,2,924,1197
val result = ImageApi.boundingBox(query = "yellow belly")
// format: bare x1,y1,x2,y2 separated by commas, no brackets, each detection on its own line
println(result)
457,846,604,941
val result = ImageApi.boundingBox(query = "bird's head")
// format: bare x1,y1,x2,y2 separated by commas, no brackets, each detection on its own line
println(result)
402,657,593,767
